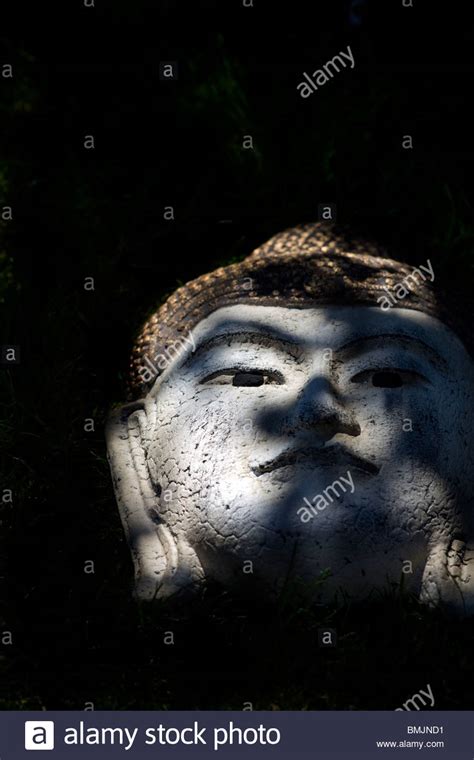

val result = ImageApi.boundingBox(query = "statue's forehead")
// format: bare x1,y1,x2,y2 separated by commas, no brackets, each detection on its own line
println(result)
190,304,462,357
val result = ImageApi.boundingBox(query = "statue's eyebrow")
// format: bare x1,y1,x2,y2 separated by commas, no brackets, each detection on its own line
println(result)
335,333,448,371
187,330,303,362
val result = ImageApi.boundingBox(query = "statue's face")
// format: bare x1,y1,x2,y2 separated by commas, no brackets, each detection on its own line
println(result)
109,304,474,608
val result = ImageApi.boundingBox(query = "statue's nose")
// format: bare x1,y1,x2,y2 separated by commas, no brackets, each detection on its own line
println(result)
281,375,360,440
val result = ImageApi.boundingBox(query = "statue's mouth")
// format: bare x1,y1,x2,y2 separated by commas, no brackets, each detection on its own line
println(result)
252,445,380,477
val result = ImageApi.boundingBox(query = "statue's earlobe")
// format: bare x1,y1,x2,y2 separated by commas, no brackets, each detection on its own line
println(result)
420,537,474,617
105,402,204,601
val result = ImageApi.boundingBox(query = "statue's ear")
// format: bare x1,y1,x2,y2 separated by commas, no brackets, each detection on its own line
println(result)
105,402,204,602
420,537,474,617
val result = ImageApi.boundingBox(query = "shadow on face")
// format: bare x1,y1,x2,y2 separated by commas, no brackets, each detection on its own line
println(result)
108,304,474,610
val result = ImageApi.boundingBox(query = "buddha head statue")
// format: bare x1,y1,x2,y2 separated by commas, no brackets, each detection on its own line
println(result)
106,222,474,614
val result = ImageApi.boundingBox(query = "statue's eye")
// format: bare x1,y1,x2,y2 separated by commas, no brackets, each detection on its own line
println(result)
371,370,403,388
233,372,265,386
201,369,283,385
351,369,425,387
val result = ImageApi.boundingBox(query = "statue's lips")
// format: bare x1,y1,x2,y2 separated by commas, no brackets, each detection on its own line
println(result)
251,446,379,477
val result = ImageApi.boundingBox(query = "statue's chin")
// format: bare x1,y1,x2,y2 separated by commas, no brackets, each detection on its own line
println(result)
131,532,474,617
194,534,474,616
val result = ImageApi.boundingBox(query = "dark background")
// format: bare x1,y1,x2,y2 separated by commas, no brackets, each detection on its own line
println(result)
1,0,474,709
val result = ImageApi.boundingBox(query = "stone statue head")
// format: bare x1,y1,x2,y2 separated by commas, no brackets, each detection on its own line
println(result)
106,223,474,614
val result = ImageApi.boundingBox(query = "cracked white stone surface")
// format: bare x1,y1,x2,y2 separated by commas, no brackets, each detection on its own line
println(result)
106,305,474,614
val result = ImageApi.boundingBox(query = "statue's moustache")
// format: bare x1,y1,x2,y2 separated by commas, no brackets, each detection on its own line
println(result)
251,445,380,477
